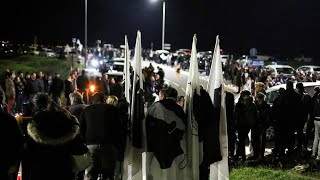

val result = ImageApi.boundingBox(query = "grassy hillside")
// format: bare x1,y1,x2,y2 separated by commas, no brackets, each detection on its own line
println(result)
230,167,319,180
0,55,73,79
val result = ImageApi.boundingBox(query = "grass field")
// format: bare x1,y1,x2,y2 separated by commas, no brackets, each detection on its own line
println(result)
0,55,73,79
230,167,320,180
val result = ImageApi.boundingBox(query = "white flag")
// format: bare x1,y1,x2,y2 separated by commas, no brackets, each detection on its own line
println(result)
207,35,229,180
123,31,144,180
124,35,131,104
184,34,202,180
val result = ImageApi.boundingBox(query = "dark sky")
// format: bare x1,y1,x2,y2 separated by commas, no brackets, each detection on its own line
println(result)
1,0,320,57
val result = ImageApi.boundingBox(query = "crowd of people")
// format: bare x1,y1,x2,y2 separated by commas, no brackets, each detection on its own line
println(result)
0,62,188,180
223,61,319,93
1,59,320,180
227,80,320,165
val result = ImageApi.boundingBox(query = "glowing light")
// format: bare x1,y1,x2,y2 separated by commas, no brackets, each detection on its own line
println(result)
91,59,99,67
90,85,95,93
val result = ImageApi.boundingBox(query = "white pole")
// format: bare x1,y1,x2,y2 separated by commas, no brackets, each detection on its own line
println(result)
162,1,166,50
85,0,88,67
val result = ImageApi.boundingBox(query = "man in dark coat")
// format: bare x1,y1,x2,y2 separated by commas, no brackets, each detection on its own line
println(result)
145,87,187,169
65,75,75,106
49,73,64,106
274,81,302,156
80,93,123,180
251,92,271,160
100,73,110,96
26,73,43,102
295,83,312,151
0,112,23,180
272,87,285,154
234,90,258,160
76,70,90,104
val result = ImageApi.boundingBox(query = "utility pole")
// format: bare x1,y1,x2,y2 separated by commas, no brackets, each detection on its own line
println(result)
84,0,88,67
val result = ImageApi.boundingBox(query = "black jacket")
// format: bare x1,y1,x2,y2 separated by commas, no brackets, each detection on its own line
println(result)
275,88,302,125
49,77,64,96
64,80,75,98
0,112,23,178
26,79,43,95
24,111,86,180
256,101,271,128
234,98,258,129
145,98,186,169
193,89,223,165
80,103,122,150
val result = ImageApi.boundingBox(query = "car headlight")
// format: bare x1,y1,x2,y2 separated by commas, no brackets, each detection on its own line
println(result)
91,59,99,67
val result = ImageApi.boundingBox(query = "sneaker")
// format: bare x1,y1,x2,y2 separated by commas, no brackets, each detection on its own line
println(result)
316,156,320,161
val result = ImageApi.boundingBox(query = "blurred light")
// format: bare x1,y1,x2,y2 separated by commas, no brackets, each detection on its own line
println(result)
90,85,95,93
91,59,99,67
150,0,158,3
99,60,103,65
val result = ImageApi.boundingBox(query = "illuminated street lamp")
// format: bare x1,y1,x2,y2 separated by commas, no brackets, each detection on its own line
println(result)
151,0,166,50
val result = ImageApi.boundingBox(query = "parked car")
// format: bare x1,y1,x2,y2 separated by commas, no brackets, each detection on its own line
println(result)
265,65,295,77
154,50,169,64
41,48,57,58
296,65,320,75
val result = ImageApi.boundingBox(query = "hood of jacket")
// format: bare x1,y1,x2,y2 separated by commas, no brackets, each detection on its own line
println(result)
27,111,80,145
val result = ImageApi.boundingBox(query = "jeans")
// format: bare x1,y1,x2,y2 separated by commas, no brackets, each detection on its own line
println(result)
85,144,118,180
251,127,266,158
236,128,251,159
312,121,320,158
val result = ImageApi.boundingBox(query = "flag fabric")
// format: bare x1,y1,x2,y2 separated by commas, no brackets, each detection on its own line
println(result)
124,35,131,104
184,34,202,180
122,35,132,180
123,31,145,180
131,31,144,149
207,35,229,180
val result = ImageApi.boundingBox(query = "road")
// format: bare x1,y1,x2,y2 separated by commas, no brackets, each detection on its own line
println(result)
142,61,210,96
141,61,240,96
85,60,238,97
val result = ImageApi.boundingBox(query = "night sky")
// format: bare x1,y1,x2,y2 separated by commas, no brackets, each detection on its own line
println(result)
1,0,320,58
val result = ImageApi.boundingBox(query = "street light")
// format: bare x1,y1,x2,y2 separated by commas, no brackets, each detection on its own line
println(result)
151,0,166,50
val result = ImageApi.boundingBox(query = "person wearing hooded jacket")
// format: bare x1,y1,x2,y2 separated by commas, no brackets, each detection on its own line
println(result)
22,93,88,180
274,81,302,156
0,111,23,180
251,92,271,160
80,92,123,180
234,90,258,161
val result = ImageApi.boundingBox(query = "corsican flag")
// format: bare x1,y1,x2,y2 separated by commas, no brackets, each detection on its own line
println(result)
207,35,229,180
